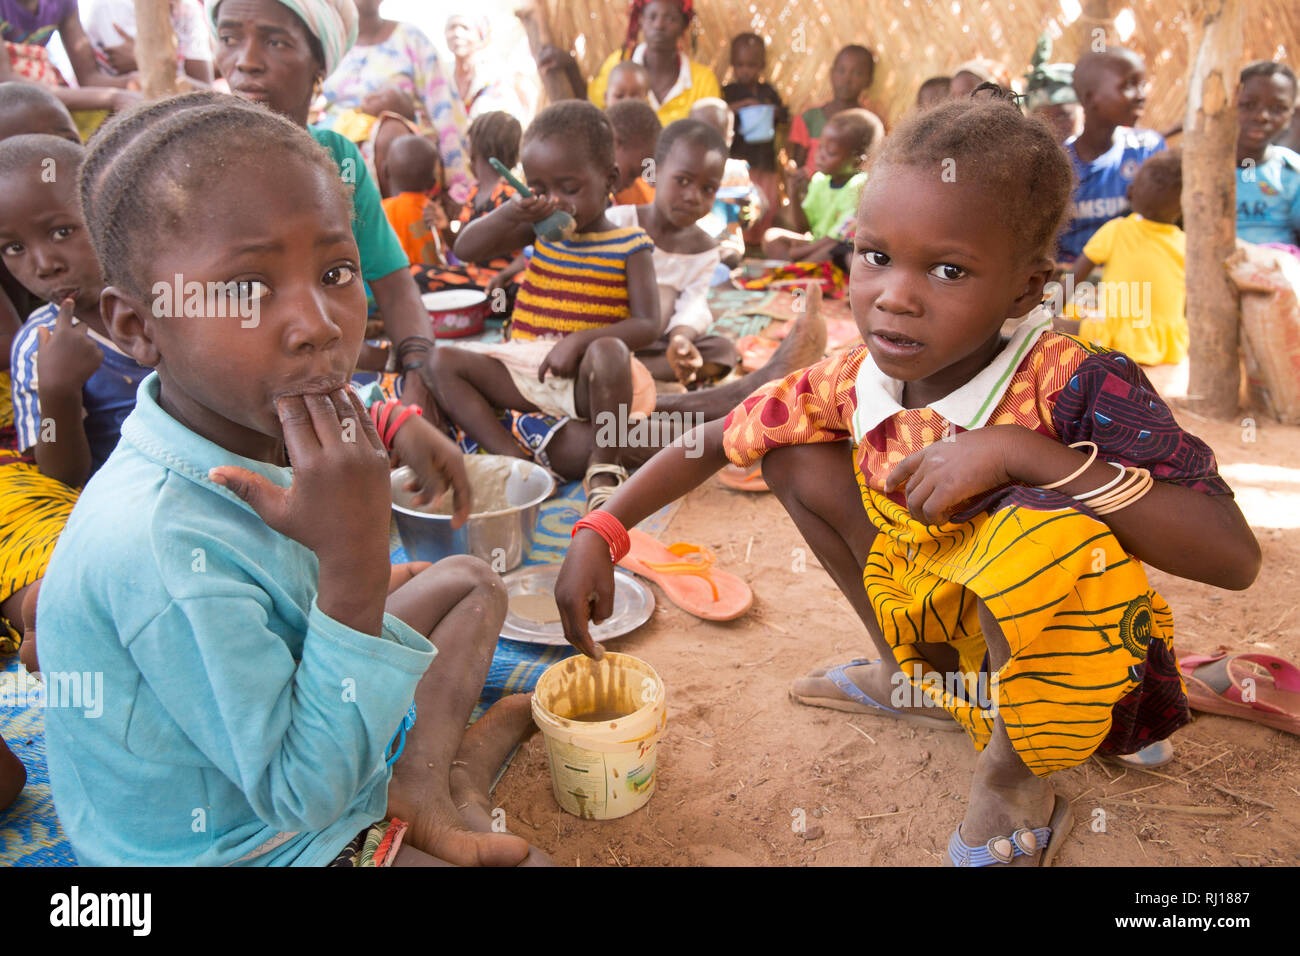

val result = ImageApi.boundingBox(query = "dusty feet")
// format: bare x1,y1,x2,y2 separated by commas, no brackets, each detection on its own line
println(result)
450,694,554,866
758,283,830,383
387,727,531,866
954,730,1060,866
0,734,26,811
666,334,704,386
652,282,829,426
790,659,959,731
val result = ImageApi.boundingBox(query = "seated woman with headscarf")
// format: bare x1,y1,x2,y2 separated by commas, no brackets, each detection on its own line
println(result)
207,0,445,412
312,0,470,201
587,0,720,127
445,14,528,123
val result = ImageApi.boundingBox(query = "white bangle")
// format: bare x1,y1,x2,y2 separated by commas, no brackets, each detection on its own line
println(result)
1073,461,1126,501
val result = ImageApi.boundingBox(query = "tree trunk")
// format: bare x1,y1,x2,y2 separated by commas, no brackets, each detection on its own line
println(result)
1183,0,1243,419
134,0,180,99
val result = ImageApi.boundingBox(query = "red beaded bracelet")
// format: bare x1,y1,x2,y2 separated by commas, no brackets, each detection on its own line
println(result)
383,405,422,447
370,399,398,439
572,510,630,563
368,399,422,452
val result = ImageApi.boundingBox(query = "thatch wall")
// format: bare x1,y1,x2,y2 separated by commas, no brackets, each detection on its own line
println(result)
544,0,1298,131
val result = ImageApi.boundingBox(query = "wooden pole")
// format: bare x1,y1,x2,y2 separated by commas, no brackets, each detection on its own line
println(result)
515,0,579,105
1183,0,1243,419
134,0,180,99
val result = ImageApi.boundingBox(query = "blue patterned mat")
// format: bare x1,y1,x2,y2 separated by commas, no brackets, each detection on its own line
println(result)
0,654,75,866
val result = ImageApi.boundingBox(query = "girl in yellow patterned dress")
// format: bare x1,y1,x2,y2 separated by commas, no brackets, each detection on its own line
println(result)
553,94,1261,866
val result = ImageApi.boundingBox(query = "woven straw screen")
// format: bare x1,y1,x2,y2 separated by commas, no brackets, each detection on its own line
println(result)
543,0,1298,132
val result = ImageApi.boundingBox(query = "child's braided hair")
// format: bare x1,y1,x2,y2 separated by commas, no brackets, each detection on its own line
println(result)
79,97,349,298
874,94,1074,263
522,100,616,172
79,91,244,233
468,110,523,170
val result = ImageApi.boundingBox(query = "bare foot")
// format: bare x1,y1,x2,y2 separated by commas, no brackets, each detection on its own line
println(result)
387,751,530,867
451,694,554,866
760,283,829,381
652,283,829,425
0,734,26,811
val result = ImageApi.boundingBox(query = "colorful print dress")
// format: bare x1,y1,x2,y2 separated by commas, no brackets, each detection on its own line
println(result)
722,310,1228,774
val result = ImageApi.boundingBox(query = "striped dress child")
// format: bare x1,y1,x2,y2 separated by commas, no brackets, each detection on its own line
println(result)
456,224,658,422
722,308,1229,774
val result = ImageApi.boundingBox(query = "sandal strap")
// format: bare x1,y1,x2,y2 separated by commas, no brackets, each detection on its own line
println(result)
948,824,1052,866
585,484,619,515
583,462,628,487
641,544,721,602
583,462,629,515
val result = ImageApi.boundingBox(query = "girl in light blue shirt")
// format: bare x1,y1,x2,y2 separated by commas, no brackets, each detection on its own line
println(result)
38,95,543,867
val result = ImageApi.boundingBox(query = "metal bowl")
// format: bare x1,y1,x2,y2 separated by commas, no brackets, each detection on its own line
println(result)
391,455,555,572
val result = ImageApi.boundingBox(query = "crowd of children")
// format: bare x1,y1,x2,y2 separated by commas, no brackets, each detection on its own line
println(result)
0,0,1295,869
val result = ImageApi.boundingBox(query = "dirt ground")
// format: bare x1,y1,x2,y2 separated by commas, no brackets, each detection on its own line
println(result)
492,406,1300,867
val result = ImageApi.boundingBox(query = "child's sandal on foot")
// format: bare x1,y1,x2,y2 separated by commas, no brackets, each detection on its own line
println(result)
947,795,1073,867
583,462,628,514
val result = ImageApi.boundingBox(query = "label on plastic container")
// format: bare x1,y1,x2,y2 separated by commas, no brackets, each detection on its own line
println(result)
545,737,657,820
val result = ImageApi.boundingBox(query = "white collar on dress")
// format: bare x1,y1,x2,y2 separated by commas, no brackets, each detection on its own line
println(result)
849,306,1053,442
631,44,692,112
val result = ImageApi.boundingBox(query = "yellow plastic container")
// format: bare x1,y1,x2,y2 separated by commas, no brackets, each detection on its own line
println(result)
531,653,667,820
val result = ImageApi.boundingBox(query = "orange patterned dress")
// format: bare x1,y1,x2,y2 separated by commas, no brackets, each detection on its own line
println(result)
722,310,1231,774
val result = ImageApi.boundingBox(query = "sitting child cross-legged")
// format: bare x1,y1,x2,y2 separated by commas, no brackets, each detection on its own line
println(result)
38,99,548,867
428,100,660,513
764,107,881,265
556,95,1261,867
607,117,740,386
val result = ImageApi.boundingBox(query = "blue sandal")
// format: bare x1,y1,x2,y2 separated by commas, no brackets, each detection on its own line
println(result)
948,795,1073,866
790,659,960,731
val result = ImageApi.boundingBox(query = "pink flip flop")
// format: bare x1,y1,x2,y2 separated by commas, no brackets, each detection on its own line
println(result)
1178,651,1300,737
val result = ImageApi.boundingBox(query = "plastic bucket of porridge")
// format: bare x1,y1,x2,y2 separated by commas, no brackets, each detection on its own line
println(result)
531,653,667,820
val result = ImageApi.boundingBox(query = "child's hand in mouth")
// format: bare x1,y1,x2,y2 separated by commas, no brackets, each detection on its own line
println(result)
210,388,392,572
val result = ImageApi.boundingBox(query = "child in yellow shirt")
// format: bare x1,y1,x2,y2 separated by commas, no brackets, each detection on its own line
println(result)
1058,151,1187,366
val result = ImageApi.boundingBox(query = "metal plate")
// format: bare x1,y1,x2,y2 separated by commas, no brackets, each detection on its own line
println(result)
500,564,654,645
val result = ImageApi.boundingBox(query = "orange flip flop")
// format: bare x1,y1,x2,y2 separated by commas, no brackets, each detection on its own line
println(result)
617,528,752,621
735,334,779,372
718,463,769,493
